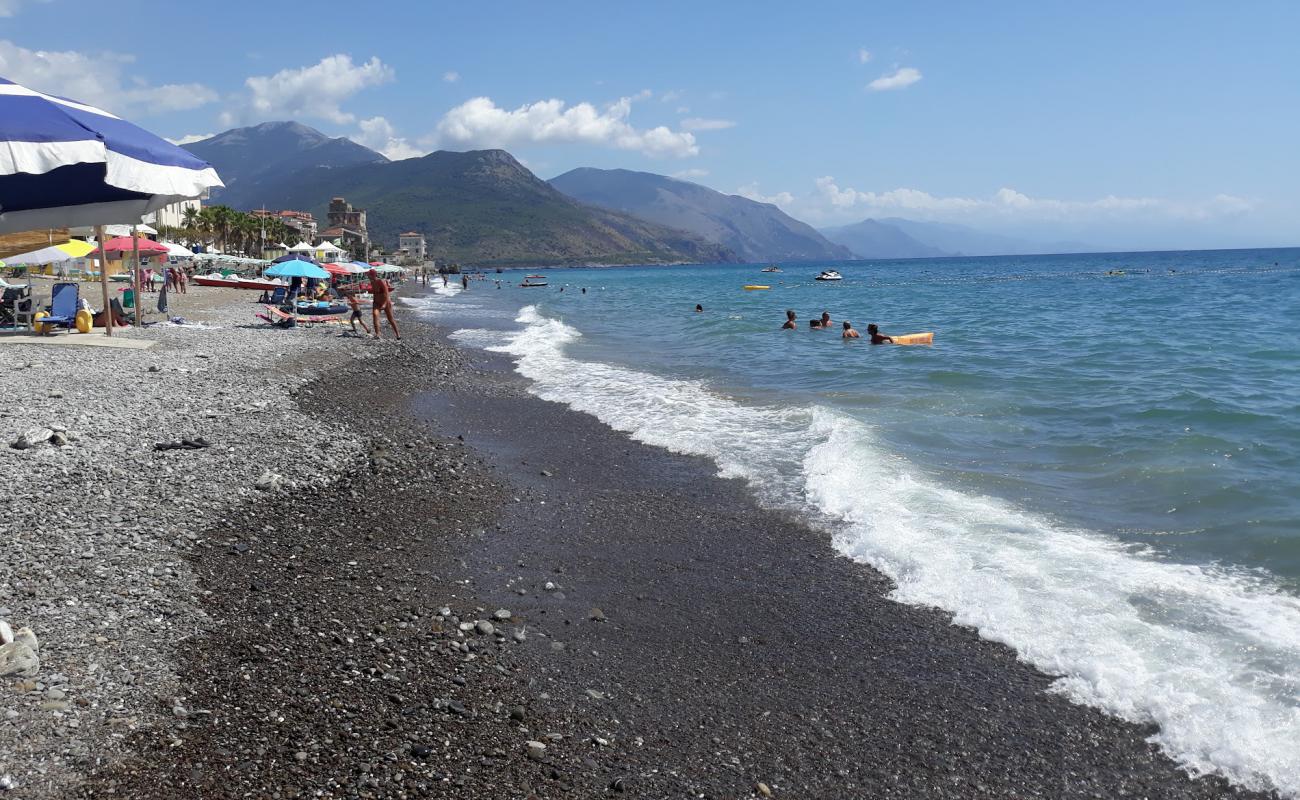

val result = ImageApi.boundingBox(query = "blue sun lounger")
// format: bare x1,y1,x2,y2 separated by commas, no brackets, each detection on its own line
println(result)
40,282,79,332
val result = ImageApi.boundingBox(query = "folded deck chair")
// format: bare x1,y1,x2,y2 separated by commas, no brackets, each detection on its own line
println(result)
40,282,79,332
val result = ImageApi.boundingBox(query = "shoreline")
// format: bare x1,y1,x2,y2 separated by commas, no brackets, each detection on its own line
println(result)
4,290,1278,797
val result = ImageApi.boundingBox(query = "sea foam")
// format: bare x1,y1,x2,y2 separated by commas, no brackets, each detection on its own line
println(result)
484,304,1300,797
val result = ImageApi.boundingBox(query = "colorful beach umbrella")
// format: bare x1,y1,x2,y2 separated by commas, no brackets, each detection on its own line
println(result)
90,236,170,255
272,252,320,265
265,259,329,279
0,76,223,233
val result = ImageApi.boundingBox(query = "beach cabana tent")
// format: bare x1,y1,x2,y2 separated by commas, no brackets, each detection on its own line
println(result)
0,75,222,334
288,241,315,253
315,241,345,262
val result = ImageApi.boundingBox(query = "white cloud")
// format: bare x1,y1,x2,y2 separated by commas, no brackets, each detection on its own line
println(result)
229,54,394,125
765,175,1258,226
0,39,218,116
353,116,426,160
660,89,683,103
736,182,795,207
675,106,691,114
857,48,872,64
443,71,460,83
868,66,922,91
0,0,23,16
167,133,216,146
672,168,710,179
434,95,699,158
680,117,736,131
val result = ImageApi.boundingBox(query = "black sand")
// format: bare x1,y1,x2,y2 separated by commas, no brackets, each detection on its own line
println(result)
83,314,1277,799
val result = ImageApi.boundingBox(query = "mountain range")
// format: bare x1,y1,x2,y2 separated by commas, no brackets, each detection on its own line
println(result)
184,125,733,267
185,122,388,210
182,121,1093,265
548,168,851,262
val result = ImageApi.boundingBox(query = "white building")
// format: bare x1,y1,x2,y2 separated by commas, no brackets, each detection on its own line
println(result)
144,197,203,230
398,231,426,264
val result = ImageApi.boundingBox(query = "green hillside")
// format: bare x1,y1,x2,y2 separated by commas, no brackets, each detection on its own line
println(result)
246,147,736,267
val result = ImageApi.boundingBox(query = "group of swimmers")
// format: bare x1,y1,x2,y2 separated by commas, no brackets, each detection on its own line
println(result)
782,310,893,342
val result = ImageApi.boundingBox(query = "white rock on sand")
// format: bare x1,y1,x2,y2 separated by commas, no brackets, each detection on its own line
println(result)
0,287,379,798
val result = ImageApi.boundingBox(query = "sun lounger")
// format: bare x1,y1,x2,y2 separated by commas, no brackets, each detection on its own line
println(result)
258,305,340,328
39,282,79,333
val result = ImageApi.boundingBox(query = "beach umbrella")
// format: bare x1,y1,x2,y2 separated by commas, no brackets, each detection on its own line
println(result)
162,242,195,258
3,240,94,266
0,75,222,334
90,236,169,256
265,259,329,279
322,261,358,276
272,252,320,265
0,78,221,232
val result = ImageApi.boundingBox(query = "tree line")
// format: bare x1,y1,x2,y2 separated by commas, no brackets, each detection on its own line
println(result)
155,206,300,257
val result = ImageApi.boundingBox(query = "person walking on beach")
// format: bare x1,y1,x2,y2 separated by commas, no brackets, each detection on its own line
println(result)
368,268,401,340
867,323,893,344
345,292,370,336
782,309,797,329
842,321,861,339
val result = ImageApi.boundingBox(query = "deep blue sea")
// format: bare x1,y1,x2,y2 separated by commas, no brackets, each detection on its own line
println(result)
405,248,1300,796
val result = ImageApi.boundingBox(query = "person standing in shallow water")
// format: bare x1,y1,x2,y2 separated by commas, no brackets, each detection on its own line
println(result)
842,321,861,339
368,269,400,340
782,309,797,329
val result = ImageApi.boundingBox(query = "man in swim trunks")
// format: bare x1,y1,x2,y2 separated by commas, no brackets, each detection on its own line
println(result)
782,309,797,329
842,321,861,339
866,323,893,344
368,269,400,340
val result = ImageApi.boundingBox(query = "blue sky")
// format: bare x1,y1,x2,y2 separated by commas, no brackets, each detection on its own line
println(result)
2,0,1297,249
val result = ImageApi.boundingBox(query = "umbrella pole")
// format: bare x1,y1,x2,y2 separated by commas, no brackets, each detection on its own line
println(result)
95,225,112,337
131,225,142,328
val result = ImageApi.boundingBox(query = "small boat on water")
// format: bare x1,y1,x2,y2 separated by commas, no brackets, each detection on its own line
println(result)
815,270,843,282
761,265,782,273
193,272,285,291
521,274,548,287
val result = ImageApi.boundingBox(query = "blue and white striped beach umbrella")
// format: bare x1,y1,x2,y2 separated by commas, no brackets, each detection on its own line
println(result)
0,76,224,234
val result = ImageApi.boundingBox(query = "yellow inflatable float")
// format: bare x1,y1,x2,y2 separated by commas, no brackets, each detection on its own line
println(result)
892,332,934,345
75,309,93,333
743,284,770,290
33,311,50,334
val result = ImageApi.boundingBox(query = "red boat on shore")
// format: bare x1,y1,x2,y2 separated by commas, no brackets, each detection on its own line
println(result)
192,273,285,291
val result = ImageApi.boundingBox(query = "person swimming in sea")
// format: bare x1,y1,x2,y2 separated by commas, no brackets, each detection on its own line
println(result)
866,323,893,344
695,304,703,312
842,321,860,339
809,310,832,329
782,309,797,330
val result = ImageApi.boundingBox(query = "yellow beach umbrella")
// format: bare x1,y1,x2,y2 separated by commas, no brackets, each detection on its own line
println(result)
56,240,95,258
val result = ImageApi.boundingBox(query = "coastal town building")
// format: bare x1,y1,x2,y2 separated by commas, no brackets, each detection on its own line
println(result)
252,209,318,242
397,231,426,264
324,197,369,260
144,197,203,230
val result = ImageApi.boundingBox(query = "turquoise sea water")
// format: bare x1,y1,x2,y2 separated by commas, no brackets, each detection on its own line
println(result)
406,248,1300,796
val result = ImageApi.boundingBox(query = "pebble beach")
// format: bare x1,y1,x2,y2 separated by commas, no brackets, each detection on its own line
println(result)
0,285,1285,799
0,288,371,796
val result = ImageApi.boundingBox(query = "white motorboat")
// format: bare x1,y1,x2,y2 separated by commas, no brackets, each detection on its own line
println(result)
815,270,843,281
